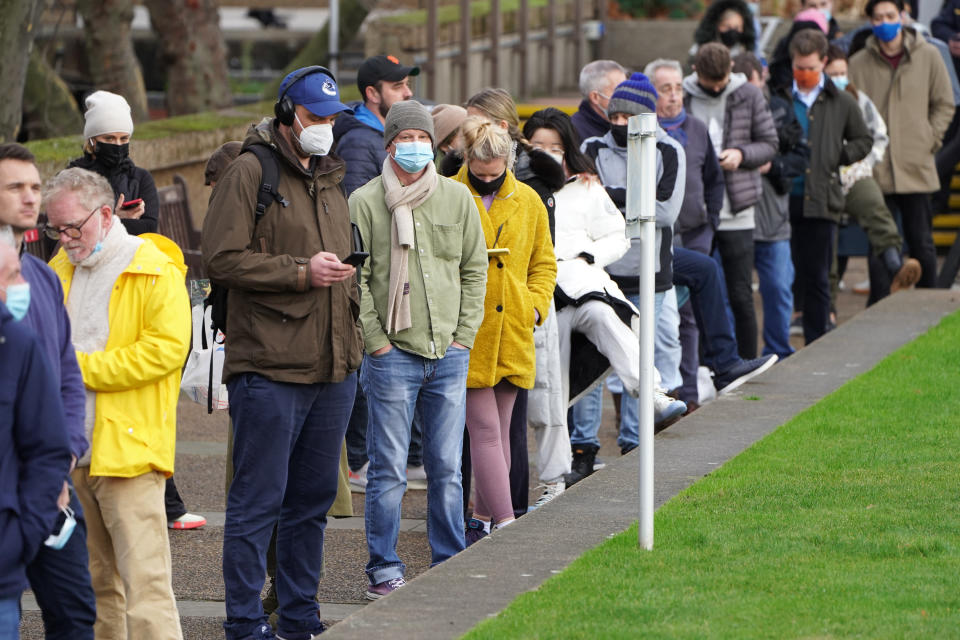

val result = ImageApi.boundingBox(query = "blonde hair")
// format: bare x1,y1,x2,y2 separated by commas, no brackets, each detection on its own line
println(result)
460,116,514,165
464,88,528,148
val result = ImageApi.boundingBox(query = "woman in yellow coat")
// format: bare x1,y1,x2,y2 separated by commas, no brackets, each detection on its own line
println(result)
454,116,556,540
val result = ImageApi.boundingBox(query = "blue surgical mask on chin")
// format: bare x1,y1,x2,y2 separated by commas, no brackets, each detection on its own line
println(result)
44,506,77,550
2,282,30,321
393,141,435,173
873,21,901,43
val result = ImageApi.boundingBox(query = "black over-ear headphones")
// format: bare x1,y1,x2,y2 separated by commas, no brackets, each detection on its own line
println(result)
274,65,337,126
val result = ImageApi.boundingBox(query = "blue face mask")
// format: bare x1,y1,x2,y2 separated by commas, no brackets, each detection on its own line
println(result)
820,8,832,23
44,506,76,550
2,282,30,322
873,21,901,43
831,75,849,90
393,141,434,173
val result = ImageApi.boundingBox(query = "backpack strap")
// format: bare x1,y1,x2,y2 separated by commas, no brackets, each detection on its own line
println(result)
244,144,289,223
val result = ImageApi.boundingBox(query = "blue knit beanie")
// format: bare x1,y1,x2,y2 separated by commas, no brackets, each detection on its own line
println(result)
607,72,658,118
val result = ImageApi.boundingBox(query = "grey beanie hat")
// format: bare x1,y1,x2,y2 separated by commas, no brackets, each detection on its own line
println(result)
384,100,435,147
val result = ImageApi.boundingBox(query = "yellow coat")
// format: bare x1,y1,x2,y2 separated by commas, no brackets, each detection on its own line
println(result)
455,165,557,389
49,233,191,478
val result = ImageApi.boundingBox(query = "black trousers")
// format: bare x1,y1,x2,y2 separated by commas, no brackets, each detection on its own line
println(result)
879,193,938,289
790,195,836,344
714,228,758,359
165,476,187,521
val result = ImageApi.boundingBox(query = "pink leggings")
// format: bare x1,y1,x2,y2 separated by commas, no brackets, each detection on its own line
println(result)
465,381,518,523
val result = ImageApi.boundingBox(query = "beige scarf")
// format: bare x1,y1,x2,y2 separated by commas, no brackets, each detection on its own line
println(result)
380,157,439,334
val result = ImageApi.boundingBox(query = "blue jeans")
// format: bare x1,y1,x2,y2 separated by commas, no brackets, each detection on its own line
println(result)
0,597,19,640
673,246,741,374
223,373,356,640
26,490,95,639
361,346,470,584
345,371,424,471
754,240,795,358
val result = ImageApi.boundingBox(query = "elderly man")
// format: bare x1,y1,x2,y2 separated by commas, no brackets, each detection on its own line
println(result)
350,100,487,598
0,143,95,638
571,60,628,143
45,167,190,640
203,66,363,640
1,243,73,640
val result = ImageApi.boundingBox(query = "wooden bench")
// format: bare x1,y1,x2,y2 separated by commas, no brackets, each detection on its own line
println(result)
157,174,205,280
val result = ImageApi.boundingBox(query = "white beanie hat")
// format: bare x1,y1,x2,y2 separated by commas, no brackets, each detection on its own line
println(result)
83,91,134,140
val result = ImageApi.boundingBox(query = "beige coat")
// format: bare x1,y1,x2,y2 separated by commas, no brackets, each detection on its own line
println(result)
848,28,955,194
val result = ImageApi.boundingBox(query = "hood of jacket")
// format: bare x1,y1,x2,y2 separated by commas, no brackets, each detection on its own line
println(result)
693,0,757,52
683,71,748,102
332,101,383,140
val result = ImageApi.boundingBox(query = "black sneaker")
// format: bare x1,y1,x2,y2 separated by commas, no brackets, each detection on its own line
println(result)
714,354,778,395
564,444,599,486
464,518,488,546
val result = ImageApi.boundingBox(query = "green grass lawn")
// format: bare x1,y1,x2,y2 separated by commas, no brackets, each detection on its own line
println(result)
466,311,960,639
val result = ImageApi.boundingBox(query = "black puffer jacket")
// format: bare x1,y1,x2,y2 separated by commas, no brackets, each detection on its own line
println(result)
68,153,159,236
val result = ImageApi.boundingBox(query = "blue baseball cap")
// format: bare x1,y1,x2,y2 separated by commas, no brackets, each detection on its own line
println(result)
279,69,354,118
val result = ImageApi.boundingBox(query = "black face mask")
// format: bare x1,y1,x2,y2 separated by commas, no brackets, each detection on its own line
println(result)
610,124,628,147
439,150,463,178
718,29,742,48
468,169,506,196
94,142,130,169
697,82,727,99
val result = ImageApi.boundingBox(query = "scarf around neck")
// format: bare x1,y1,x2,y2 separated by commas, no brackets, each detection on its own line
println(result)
659,109,688,147
380,157,439,334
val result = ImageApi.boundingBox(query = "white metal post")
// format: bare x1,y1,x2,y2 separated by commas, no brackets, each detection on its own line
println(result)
328,0,340,79
626,112,657,550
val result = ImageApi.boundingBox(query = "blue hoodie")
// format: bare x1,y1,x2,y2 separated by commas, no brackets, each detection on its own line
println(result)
0,301,73,599
21,253,87,461
332,101,388,196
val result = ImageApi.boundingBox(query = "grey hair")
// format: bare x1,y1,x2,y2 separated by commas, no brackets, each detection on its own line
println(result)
43,167,115,213
578,60,627,98
643,58,684,80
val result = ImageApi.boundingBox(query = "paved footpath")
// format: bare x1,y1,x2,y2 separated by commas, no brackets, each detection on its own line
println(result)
18,260,958,638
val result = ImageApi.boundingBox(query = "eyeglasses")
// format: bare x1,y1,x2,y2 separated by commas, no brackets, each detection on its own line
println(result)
43,207,101,241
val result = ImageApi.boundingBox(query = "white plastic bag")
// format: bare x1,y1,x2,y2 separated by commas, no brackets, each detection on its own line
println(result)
180,304,229,410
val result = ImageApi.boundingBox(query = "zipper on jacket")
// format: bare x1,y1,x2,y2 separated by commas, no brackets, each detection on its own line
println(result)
322,200,329,215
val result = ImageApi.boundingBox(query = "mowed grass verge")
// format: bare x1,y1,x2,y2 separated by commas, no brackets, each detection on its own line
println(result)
465,311,960,639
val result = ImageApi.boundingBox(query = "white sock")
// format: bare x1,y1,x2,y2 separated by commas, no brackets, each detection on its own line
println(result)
494,518,515,530
477,519,491,534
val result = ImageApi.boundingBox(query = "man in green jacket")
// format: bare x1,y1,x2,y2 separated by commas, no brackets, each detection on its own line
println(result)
203,67,363,640
849,0,955,290
786,29,872,344
350,100,487,600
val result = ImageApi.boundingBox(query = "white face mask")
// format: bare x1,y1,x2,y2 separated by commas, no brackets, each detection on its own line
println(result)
546,151,564,167
295,115,334,156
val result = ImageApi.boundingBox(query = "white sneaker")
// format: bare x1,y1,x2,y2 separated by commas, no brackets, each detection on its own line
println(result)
405,464,427,490
653,390,686,427
530,481,565,510
168,512,206,530
349,461,368,493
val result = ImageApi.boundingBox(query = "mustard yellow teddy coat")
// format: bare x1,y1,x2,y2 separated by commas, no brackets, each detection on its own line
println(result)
455,165,557,389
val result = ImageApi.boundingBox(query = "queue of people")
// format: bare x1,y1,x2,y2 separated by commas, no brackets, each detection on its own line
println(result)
3,0,956,637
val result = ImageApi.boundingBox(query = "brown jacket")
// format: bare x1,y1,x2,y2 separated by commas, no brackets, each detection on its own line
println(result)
202,119,363,384
848,28,955,194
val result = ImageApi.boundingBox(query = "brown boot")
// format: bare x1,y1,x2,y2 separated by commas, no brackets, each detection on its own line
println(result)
891,257,922,293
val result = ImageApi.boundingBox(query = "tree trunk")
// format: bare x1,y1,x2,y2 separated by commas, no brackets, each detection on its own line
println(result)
76,0,149,124
264,0,375,99
0,0,41,141
21,49,84,141
143,0,233,116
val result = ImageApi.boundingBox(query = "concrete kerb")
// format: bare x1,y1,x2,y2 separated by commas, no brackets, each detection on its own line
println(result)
322,289,959,640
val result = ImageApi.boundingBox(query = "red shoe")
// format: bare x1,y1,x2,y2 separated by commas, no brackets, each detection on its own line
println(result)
168,513,207,530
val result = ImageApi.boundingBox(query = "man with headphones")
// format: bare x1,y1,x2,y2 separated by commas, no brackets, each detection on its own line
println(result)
202,66,363,640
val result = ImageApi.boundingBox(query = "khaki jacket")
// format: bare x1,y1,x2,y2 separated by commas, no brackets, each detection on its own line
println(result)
848,28,956,194
203,119,363,384
455,166,557,390
50,234,190,478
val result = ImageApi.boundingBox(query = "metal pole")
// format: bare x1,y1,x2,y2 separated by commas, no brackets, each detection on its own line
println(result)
427,0,438,100
627,112,657,551
460,0,470,103
328,0,339,79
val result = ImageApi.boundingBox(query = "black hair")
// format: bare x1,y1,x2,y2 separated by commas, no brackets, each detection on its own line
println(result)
522,108,596,176
0,143,36,164
865,0,904,18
